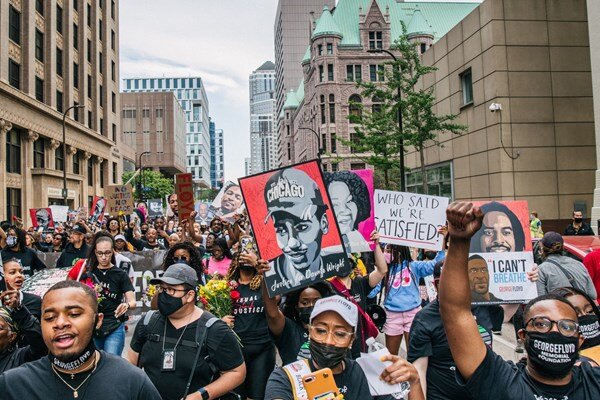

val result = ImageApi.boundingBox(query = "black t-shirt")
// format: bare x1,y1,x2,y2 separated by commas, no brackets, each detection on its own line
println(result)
130,310,244,400
90,266,134,331
56,243,89,269
266,358,380,400
22,292,42,321
458,347,600,399
232,282,271,345
407,299,493,400
0,248,46,277
0,351,161,400
274,317,309,366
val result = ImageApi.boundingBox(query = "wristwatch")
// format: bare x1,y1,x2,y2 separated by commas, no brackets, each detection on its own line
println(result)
197,387,209,400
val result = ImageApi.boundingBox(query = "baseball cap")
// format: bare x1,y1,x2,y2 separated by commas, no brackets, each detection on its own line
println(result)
71,225,86,235
541,231,564,249
263,168,327,224
310,295,358,332
150,263,198,287
114,234,126,242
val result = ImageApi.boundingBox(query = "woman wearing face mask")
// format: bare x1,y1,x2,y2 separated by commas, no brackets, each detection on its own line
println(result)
205,237,232,277
220,249,274,400
0,227,47,278
552,287,600,353
329,231,387,358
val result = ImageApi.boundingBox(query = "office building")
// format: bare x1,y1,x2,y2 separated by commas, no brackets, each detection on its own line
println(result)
209,119,224,189
249,61,276,173
0,0,128,224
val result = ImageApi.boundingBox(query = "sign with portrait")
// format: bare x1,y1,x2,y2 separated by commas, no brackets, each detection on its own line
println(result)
166,194,178,219
373,190,449,251
175,173,195,220
147,199,164,217
105,184,134,215
468,200,536,305
324,169,375,254
210,181,245,223
239,160,351,297
29,208,55,231
89,196,107,224
195,201,214,223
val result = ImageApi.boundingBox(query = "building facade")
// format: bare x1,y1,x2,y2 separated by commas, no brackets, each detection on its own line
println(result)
0,0,127,225
274,0,335,166
122,76,211,190
588,0,600,231
209,119,224,189
120,91,186,179
249,61,276,173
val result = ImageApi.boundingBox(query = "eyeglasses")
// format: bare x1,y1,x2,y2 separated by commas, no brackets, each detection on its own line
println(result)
525,316,580,337
156,286,189,296
309,325,353,345
95,251,113,258
173,256,189,263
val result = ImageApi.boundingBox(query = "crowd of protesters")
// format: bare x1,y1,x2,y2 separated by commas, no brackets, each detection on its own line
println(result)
0,199,600,400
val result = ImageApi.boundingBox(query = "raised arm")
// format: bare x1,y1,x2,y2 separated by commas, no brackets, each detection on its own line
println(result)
185,212,204,243
438,202,487,381
368,231,388,288
256,259,286,337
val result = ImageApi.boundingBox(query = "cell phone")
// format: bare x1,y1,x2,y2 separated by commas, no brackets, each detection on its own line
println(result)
240,235,254,254
302,368,340,400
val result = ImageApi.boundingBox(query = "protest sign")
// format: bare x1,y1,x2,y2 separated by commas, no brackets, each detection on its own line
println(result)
239,160,351,297
89,196,107,223
324,169,375,254
29,208,55,231
374,190,449,250
175,173,194,220
21,267,70,298
105,184,134,215
147,199,163,217
49,205,69,223
165,194,177,219
210,181,245,222
195,201,214,223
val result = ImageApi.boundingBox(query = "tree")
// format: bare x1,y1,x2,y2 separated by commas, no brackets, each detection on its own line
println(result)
339,22,466,192
122,169,174,201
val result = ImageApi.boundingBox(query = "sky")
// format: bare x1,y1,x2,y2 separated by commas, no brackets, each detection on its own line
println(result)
119,0,481,182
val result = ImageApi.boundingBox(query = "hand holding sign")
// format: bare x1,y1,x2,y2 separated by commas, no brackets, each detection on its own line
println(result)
175,173,194,221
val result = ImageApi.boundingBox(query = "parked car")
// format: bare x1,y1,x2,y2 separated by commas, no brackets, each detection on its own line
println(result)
533,236,600,264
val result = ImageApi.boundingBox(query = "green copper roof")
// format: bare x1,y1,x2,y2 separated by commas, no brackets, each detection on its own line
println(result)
332,0,479,46
282,89,299,110
302,46,312,64
407,8,433,37
295,79,305,103
312,6,343,40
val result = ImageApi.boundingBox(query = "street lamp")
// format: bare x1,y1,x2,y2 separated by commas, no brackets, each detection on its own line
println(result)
299,127,322,161
137,151,151,201
62,104,85,206
368,48,406,191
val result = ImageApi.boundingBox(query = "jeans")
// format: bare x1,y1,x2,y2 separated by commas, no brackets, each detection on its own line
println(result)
94,323,125,356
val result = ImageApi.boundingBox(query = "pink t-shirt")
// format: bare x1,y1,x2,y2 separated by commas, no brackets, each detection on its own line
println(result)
207,256,232,276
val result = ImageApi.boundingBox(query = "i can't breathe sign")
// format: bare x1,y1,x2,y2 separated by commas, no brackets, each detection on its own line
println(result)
373,190,449,250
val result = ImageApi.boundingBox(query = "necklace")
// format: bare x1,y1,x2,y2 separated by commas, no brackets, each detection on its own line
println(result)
162,311,194,352
51,352,98,398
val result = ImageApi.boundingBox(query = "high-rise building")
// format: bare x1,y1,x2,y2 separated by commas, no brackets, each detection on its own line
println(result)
0,0,129,224
274,0,335,166
120,92,187,179
122,76,211,190
209,119,224,189
244,157,252,176
249,61,276,173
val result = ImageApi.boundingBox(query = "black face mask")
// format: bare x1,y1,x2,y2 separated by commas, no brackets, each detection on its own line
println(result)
525,331,579,379
309,339,348,369
157,292,186,317
574,218,583,224
239,264,255,273
141,229,148,235
298,306,313,325
49,334,97,371
578,314,600,349
172,257,189,265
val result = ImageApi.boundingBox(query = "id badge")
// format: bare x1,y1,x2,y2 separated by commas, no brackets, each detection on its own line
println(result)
162,350,176,371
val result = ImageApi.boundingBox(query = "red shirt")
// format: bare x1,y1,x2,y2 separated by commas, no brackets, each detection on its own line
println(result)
583,249,600,296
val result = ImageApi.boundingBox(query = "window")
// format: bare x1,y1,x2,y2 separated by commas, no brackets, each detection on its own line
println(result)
317,44,323,56
111,92,116,113
350,163,366,170
142,108,150,118
8,60,20,89
327,64,334,81
372,95,383,114
73,102,79,121
346,65,362,82
33,138,45,168
87,3,91,27
111,0,115,19
99,118,104,135
409,162,455,198
9,6,20,44
73,0,79,11
87,74,92,98
320,95,326,124
99,52,103,74
56,5,63,34
321,133,327,153
99,161,105,188
35,77,44,101
112,124,116,142
111,61,116,81
6,129,21,174
88,110,93,129
73,24,79,49
73,63,79,88
460,69,473,106
332,163,339,172
330,134,337,153
98,20,103,41
193,104,201,120
73,151,80,174
56,48,63,77
99,85,103,107
156,108,164,118
319,65,324,83
112,162,117,183
35,30,44,61
327,43,333,55
349,94,362,118
87,39,92,62
287,143,291,161
88,157,93,186
111,30,115,50
420,43,427,54
56,91,63,113
55,145,64,171
349,131,358,153
369,31,382,50
36,0,44,15
370,65,385,82
6,188,21,222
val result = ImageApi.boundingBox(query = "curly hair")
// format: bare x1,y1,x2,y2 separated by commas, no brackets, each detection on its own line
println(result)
106,217,121,233
225,253,262,291
470,201,525,253
282,282,333,324
324,171,371,229
162,241,204,279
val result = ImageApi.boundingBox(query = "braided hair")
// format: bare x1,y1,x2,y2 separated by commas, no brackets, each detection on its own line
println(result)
226,253,262,291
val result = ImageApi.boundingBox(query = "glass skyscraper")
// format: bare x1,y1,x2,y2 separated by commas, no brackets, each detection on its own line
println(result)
209,120,224,189
249,61,276,174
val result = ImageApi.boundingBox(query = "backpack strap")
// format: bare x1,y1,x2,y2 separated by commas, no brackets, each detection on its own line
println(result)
182,312,219,399
545,258,583,292
137,310,161,367
282,359,311,400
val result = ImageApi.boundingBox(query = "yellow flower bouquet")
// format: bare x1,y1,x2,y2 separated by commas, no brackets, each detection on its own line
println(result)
198,278,240,319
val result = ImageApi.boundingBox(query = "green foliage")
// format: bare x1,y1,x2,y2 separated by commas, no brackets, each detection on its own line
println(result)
122,169,174,201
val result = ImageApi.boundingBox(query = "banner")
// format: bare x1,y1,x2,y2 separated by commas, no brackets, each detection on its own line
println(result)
49,205,69,223
105,184,134,215
324,169,375,254
29,208,55,231
89,196,107,224
147,199,163,217
195,201,214,223
175,173,194,220
239,160,351,297
374,190,449,250
210,181,245,223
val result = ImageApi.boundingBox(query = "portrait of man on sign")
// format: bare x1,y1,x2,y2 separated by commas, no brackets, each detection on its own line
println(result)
470,201,526,253
468,254,503,303
31,208,54,231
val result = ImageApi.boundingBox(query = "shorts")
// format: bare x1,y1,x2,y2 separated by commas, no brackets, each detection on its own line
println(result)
383,307,421,336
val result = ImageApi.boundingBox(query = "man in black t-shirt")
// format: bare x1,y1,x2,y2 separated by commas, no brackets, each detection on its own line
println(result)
56,225,89,269
440,202,600,400
126,263,245,400
0,280,161,399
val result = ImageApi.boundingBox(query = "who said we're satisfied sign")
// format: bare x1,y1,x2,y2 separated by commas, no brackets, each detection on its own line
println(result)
373,190,449,251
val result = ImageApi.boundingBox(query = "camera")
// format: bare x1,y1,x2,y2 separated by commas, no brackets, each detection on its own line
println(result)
489,103,502,112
